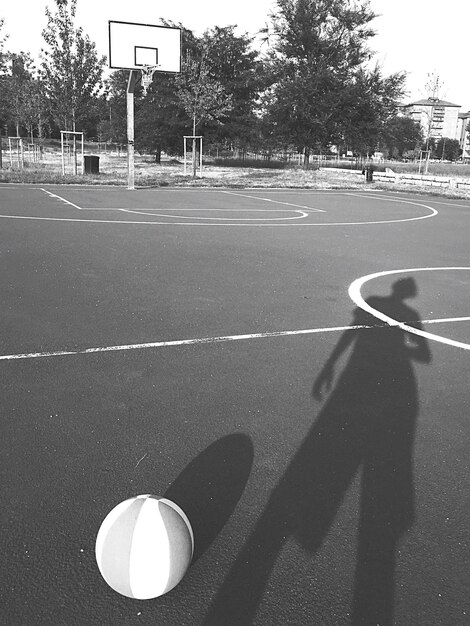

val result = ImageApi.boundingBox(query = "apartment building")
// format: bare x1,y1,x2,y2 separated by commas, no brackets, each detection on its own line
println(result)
399,98,461,141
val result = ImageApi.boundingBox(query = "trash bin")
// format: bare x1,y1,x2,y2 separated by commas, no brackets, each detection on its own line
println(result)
84,155,100,174
364,165,373,182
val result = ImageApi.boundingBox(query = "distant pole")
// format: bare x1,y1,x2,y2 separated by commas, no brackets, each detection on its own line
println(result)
81,134,85,175
424,98,438,175
192,114,197,178
61,132,65,175
71,120,77,175
127,70,139,190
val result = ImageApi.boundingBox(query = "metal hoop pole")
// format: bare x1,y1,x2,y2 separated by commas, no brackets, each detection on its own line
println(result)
127,70,139,190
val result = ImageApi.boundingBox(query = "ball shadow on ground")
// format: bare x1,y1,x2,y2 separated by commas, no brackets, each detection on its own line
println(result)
165,433,254,562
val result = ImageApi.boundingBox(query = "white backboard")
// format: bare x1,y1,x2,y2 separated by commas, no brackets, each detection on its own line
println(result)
108,21,181,73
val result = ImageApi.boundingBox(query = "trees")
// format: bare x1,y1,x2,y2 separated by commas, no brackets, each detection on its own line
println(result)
176,49,232,175
135,73,188,162
380,116,423,160
103,23,199,161
176,51,233,137
201,26,262,155
0,18,8,167
340,66,405,157
435,137,461,161
0,19,9,139
0,17,8,73
0,42,49,140
40,0,105,133
0,3,440,169
99,70,128,145
135,24,201,162
260,0,406,165
4,53,39,138
263,0,377,165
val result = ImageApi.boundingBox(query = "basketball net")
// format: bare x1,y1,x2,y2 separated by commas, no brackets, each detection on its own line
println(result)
141,65,159,96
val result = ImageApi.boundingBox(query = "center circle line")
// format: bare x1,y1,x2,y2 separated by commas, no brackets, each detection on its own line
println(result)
348,267,470,350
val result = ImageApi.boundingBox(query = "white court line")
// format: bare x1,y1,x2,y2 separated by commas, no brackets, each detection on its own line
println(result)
1,316,469,362
118,208,308,220
1,190,438,226
38,186,324,214
220,190,326,212
0,200,437,226
40,188,82,210
420,199,470,208
349,267,470,350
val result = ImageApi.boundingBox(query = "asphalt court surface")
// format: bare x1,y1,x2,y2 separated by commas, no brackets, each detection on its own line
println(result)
1,184,469,625
0,185,444,225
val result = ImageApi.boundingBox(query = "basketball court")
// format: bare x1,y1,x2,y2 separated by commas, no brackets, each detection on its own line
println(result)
2,13,470,625
1,182,469,624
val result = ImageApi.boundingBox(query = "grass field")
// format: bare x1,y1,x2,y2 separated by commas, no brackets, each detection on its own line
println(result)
1,149,470,200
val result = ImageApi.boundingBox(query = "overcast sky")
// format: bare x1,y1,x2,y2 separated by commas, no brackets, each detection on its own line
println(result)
2,0,469,108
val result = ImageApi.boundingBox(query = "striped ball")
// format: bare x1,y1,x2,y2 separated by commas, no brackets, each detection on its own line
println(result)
95,495,194,599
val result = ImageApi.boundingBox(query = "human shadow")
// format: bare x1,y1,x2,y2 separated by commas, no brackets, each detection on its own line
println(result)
204,278,431,625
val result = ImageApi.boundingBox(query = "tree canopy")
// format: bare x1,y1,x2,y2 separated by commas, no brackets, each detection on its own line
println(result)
0,0,430,165
380,116,423,160
40,0,106,133
435,137,461,161
261,0,405,164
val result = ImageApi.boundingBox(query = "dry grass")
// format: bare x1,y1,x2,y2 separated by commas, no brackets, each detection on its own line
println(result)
391,162,470,178
1,151,470,199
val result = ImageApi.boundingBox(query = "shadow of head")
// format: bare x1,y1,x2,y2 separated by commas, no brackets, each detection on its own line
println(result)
392,277,417,300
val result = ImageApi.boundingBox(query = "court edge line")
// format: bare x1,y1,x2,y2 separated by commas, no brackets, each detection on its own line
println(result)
349,267,470,350
1,316,469,362
40,188,83,210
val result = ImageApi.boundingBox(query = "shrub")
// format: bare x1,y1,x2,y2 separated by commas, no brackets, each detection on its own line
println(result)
211,157,290,170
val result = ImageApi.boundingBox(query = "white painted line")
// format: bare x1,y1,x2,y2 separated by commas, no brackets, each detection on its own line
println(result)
40,188,82,210
0,325,370,361
76,207,312,213
1,316,469,362
422,316,470,325
0,204,437,226
220,190,326,212
119,208,308,220
0,190,439,225
345,192,439,220
348,267,470,350
411,199,469,208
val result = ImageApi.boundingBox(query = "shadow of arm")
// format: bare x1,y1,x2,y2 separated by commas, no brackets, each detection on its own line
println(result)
312,328,356,400
405,328,431,363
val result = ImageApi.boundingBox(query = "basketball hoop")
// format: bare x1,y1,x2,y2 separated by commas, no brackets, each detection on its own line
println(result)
141,65,159,95
108,21,182,189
